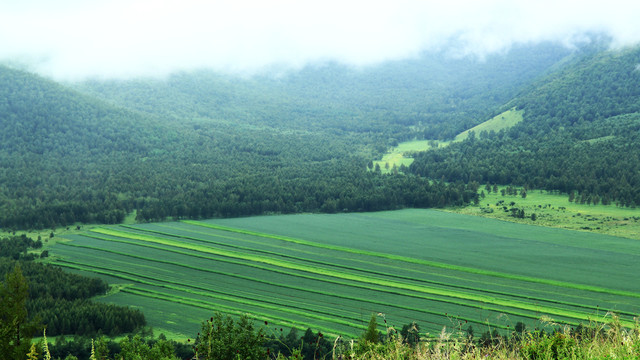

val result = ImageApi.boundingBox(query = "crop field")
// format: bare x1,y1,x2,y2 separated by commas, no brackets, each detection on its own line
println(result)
50,209,640,339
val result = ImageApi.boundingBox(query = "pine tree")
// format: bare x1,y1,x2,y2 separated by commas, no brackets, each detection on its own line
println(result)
0,263,37,360
362,313,379,344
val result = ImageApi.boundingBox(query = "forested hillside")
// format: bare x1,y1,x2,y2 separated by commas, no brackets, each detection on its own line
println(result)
75,42,568,140
410,45,640,207
4,41,628,230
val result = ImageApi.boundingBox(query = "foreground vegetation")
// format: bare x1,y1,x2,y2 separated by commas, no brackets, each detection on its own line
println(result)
18,312,640,359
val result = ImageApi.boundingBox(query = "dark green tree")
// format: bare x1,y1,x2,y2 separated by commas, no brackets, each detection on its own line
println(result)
0,264,39,360
194,313,265,360
400,322,421,347
361,313,379,344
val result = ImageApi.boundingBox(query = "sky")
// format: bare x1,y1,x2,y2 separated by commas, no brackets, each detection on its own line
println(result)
1,0,640,80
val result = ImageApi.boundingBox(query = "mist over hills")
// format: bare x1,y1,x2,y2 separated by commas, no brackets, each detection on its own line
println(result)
1,40,638,229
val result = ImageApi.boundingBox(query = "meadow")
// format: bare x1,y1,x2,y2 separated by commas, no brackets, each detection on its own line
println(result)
49,209,640,340
456,187,640,240
374,108,523,173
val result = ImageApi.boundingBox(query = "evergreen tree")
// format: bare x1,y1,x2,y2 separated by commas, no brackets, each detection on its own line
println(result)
0,264,38,360
361,313,379,344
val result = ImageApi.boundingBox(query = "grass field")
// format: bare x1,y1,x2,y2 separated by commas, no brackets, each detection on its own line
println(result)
454,187,640,240
374,108,523,173
49,209,640,341
453,108,523,142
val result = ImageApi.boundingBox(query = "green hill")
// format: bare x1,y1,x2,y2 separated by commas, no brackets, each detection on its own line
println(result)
411,45,640,207
0,63,484,230
454,108,524,142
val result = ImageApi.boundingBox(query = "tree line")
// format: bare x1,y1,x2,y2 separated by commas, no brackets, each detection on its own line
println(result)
0,235,146,347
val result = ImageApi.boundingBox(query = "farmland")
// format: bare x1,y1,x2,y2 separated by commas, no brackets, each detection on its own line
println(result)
49,209,640,340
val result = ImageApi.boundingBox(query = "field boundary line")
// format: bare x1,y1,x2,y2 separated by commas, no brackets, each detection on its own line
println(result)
180,220,640,299
121,224,619,316
88,227,630,327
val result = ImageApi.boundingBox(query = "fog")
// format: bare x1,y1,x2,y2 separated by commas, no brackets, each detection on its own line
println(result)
1,0,639,80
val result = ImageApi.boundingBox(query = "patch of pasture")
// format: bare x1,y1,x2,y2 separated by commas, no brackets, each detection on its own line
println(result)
459,187,640,240
372,108,523,173
454,108,523,142
51,209,640,339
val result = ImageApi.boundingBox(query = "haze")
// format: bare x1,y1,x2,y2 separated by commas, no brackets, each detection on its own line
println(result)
1,0,639,80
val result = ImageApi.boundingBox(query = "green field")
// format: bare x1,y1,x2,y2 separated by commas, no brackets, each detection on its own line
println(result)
49,209,640,340
374,108,523,172
454,108,523,142
456,187,640,240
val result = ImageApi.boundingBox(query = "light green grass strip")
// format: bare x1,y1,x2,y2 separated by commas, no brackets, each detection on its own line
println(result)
58,241,509,329
81,231,594,326
53,259,353,337
54,257,358,328
89,227,629,327
79,233,558,325
181,220,640,299
56,262,348,336
124,224,619,316
120,287,350,337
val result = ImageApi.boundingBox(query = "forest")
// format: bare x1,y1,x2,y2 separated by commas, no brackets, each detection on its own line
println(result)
0,235,146,338
410,46,640,207
3,37,640,359
2,43,569,229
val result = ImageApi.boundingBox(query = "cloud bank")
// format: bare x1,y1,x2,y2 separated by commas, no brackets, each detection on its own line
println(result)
1,0,639,80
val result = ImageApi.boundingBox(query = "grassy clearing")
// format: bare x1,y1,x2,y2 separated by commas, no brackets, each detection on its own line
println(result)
454,108,523,142
373,140,438,173
373,109,523,173
49,210,640,340
454,186,640,240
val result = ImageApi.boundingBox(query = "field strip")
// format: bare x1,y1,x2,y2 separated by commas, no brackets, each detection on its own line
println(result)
56,244,359,320
71,235,555,327
56,263,348,336
57,242,516,329
119,287,351,337
180,221,640,299
52,258,363,334
115,226,619,315
88,228,622,326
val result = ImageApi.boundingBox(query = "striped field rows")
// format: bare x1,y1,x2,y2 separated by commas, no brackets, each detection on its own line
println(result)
51,211,640,337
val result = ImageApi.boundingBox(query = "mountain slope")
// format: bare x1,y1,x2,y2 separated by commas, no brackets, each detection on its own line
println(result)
73,42,570,140
410,45,640,206
0,65,478,230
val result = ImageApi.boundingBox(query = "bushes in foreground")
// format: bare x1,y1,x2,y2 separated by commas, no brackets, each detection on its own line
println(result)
187,312,640,360
26,312,640,359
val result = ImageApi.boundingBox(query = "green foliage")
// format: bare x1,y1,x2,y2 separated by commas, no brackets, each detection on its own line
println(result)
0,258,144,337
0,42,568,230
0,264,38,360
400,322,421,347
362,314,379,344
521,332,578,360
411,46,640,208
194,312,265,360
0,235,43,260
118,335,179,360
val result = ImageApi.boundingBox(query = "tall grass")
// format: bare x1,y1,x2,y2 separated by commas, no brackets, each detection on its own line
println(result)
338,313,640,360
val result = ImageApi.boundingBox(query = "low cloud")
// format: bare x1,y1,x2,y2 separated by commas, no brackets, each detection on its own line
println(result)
2,0,640,80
